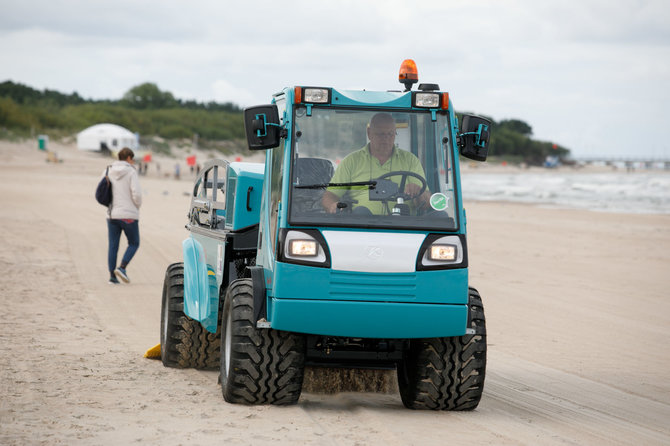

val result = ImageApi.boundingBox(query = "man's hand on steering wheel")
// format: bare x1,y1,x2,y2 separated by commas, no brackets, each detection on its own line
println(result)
406,183,431,212
376,170,430,213
376,170,426,199
404,182,424,199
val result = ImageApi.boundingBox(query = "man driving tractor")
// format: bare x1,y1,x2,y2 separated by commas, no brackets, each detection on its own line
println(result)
321,112,431,215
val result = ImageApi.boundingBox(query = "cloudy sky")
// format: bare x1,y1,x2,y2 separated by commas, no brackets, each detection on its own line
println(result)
2,0,669,159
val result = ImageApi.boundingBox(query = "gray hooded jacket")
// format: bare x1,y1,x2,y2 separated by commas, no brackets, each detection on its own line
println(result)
104,160,142,219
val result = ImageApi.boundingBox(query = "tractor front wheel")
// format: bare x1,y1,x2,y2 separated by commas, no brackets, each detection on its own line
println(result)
219,278,305,405
398,287,487,410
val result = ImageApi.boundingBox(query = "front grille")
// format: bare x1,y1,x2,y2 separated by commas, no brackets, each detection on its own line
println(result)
328,271,417,301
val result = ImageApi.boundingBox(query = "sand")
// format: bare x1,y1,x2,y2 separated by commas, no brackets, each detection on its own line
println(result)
1,140,669,445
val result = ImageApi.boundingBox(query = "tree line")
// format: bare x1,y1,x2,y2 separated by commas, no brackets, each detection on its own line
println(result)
0,81,245,146
0,80,570,163
478,116,570,165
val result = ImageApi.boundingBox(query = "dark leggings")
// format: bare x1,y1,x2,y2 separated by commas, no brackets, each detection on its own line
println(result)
107,219,140,274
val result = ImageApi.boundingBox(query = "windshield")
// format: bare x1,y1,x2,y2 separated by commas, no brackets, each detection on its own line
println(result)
289,107,458,230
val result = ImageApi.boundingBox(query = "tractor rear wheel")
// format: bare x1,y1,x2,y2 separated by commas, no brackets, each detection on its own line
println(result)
160,262,220,369
220,278,305,405
398,287,487,410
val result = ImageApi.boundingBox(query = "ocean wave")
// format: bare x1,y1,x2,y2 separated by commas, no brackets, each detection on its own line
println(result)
461,172,670,214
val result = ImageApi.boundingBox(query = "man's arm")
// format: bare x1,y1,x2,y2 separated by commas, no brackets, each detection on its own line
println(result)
321,155,353,213
321,190,340,213
401,153,430,209
405,183,431,210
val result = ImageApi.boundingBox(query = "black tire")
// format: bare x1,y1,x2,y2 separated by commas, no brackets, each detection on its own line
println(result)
398,287,487,410
160,262,220,369
220,278,305,405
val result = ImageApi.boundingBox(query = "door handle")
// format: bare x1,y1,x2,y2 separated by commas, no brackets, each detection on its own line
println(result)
246,187,253,211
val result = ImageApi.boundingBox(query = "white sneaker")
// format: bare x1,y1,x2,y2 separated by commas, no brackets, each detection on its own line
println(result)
114,267,130,283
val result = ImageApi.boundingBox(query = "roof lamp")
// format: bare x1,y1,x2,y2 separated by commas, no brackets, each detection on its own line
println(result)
414,92,440,108
399,59,419,91
303,87,330,104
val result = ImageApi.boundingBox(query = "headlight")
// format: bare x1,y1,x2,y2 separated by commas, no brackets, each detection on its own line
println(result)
414,92,440,108
281,229,330,266
429,244,457,261
303,88,330,103
290,240,318,257
418,235,466,270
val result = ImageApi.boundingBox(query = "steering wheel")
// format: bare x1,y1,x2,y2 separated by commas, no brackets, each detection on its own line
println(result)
376,170,427,200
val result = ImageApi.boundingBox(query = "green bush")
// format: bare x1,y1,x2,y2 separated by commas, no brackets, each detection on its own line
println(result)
0,97,34,130
160,124,192,139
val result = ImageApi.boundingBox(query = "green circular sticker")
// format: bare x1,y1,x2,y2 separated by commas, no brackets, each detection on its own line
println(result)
429,193,449,211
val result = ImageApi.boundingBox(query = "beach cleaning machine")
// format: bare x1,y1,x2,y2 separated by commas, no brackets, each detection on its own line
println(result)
158,60,491,410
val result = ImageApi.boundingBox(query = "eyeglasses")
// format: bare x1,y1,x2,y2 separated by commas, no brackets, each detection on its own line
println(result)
371,131,397,138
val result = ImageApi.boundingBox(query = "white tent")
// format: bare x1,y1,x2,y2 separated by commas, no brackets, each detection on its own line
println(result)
76,123,139,152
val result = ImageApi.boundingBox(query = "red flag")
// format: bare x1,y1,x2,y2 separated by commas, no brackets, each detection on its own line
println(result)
143,153,152,162
186,155,196,166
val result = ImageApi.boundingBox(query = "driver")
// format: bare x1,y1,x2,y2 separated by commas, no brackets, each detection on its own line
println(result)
322,112,430,214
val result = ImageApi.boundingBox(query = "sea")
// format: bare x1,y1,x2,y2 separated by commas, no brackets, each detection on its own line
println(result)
460,170,670,215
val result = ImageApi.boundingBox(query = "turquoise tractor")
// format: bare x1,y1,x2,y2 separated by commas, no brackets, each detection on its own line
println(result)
160,60,491,410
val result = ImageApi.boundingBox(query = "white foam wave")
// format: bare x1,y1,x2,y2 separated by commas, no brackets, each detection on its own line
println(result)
461,172,670,214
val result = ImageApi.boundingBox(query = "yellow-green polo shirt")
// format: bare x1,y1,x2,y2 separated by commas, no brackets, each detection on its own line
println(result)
328,144,427,214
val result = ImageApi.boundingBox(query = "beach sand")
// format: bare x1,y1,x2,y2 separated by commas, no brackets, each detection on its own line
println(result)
1,140,669,445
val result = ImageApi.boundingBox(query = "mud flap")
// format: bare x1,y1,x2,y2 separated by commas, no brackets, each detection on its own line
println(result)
247,266,267,323
182,236,210,321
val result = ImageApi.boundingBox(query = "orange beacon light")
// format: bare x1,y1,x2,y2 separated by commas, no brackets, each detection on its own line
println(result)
399,59,419,91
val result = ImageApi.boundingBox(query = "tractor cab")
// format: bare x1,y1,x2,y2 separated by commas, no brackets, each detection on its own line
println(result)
244,61,490,310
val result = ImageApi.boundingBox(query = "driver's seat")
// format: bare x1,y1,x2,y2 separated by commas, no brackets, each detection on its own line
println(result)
293,157,334,213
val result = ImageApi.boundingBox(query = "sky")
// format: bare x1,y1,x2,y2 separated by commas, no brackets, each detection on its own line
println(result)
1,0,669,159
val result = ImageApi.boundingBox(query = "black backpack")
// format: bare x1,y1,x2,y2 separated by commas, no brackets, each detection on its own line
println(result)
95,166,113,206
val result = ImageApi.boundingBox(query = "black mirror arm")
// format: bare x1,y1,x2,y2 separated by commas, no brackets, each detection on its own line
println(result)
265,122,288,139
458,131,488,149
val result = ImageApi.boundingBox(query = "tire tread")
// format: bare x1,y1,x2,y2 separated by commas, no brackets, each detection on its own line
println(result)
398,286,487,410
160,262,220,370
220,279,305,405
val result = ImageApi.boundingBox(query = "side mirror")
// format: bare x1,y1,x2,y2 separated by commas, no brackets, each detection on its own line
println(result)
243,105,281,150
458,114,491,162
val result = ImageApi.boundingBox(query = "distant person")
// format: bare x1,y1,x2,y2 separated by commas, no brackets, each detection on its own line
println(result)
175,163,181,180
104,147,142,284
